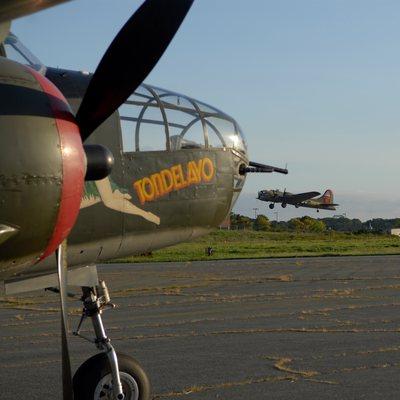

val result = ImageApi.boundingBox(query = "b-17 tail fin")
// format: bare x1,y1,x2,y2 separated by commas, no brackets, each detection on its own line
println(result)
317,189,338,206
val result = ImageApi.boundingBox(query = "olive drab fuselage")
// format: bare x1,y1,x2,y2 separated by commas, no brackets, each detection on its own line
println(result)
0,65,248,281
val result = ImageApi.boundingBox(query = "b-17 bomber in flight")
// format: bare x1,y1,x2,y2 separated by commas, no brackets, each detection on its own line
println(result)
258,189,339,212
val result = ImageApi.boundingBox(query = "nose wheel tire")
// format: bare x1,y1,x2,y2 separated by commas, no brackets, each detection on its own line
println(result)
73,352,151,400
281,203,287,208
269,203,274,209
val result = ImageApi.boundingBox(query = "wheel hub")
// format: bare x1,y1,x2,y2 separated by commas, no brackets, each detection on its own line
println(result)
94,372,139,400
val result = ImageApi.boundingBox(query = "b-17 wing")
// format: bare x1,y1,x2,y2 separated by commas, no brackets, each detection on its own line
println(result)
286,191,320,204
0,0,71,23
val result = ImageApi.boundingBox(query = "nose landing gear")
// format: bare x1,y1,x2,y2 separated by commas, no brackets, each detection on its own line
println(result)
269,203,275,209
73,281,151,400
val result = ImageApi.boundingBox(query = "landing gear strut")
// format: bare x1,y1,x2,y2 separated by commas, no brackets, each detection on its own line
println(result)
73,281,151,400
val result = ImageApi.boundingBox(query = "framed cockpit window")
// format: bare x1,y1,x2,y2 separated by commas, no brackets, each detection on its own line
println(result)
4,33,45,73
119,96,168,153
135,105,168,151
119,83,246,154
120,119,135,152
174,119,205,150
205,119,225,149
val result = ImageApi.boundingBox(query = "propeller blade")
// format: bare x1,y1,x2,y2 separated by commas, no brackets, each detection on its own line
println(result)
76,0,194,141
56,241,74,400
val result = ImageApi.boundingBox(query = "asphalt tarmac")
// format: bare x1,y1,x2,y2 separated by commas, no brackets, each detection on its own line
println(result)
1,255,400,399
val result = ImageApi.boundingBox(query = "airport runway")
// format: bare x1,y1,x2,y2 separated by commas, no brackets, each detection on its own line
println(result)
1,255,400,399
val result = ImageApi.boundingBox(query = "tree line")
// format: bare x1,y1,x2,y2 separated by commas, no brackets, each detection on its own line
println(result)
229,213,400,233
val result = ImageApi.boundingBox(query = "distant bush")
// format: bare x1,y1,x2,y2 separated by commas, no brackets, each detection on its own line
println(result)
228,213,400,233
254,214,271,231
288,216,326,232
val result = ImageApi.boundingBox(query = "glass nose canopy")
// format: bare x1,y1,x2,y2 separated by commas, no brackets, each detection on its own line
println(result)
119,84,248,155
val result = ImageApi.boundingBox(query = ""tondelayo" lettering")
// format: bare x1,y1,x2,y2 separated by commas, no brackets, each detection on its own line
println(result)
133,157,215,205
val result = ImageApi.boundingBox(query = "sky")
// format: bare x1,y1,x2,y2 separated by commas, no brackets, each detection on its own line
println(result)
12,0,400,221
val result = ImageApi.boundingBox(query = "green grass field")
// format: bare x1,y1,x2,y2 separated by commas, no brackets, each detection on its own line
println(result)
117,230,400,263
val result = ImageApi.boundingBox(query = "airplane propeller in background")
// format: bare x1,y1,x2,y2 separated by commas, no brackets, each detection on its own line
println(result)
54,1,194,398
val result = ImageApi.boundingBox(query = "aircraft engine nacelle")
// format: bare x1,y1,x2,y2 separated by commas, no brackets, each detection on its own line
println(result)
0,57,86,276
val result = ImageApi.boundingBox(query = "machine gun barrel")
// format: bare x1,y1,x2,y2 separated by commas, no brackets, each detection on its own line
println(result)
241,161,288,175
